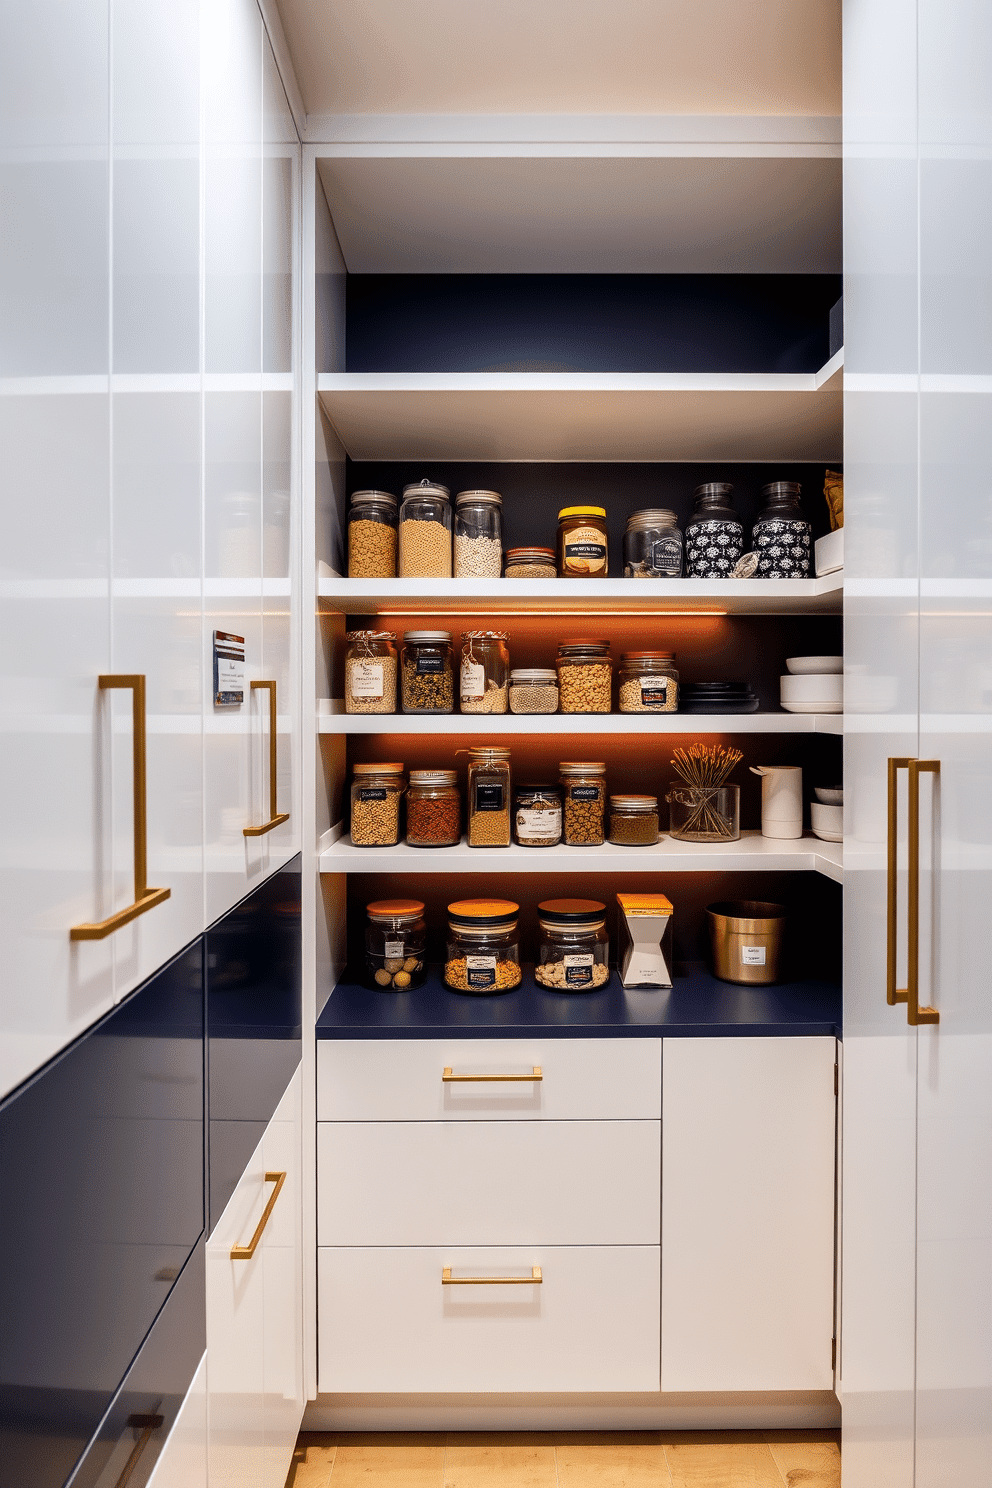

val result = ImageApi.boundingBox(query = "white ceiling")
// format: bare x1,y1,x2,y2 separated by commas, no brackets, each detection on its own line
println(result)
316,154,841,274
276,0,841,121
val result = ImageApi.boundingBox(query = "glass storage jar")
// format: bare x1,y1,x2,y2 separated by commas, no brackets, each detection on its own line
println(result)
454,490,503,577
347,491,398,578
344,630,398,714
685,483,744,578
505,546,557,578
608,794,660,846
751,481,812,578
559,760,607,846
556,638,612,713
398,480,452,577
405,769,461,848
350,762,405,846
513,783,562,847
618,651,679,713
509,668,559,714
445,899,521,993
365,899,426,990
401,630,454,714
556,505,609,578
535,898,610,990
623,509,684,577
464,745,512,847
460,630,510,714
666,783,741,842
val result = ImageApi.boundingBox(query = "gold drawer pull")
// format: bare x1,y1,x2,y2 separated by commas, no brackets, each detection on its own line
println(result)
443,1266,542,1285
231,1171,286,1260
113,1413,164,1488
442,1066,542,1083
243,680,290,836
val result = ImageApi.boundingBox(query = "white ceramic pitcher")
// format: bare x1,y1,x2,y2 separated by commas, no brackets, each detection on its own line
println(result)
750,765,803,839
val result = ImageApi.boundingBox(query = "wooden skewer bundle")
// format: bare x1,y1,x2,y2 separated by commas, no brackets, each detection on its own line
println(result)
669,744,744,839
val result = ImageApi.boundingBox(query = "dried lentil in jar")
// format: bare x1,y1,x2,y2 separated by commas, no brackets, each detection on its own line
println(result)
405,769,461,848
535,898,610,990
365,899,426,990
350,762,405,846
398,480,452,578
401,630,454,714
557,638,613,713
445,899,521,994
618,651,679,713
344,630,398,714
504,546,557,579
347,491,397,578
453,490,503,577
508,668,559,714
463,745,512,847
460,630,509,714
513,783,562,847
608,794,660,846
559,760,607,846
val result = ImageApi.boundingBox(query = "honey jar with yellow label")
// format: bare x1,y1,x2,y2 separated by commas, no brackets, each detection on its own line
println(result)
556,505,609,577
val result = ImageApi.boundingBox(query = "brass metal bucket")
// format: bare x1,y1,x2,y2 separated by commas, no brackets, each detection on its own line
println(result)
706,900,787,985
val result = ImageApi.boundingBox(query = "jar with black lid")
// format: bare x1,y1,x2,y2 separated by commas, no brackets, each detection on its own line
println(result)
365,899,426,990
513,783,562,847
347,491,397,578
445,899,521,993
751,481,812,578
535,898,610,991
623,509,684,577
685,483,744,578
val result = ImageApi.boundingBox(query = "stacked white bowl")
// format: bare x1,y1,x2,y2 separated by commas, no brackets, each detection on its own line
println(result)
780,656,843,714
811,786,843,842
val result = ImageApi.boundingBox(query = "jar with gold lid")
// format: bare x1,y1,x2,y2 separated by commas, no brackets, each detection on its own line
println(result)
556,505,609,578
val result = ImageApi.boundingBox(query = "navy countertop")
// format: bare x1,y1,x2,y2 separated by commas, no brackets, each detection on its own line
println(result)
316,964,842,1041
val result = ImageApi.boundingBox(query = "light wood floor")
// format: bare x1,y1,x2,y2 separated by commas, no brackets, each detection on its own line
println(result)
286,1430,841,1488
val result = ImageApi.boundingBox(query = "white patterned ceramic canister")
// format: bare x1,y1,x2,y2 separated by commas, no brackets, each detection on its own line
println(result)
685,483,744,578
751,481,812,578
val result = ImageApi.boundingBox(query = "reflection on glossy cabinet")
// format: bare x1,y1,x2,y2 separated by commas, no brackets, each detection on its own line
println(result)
145,1352,208,1488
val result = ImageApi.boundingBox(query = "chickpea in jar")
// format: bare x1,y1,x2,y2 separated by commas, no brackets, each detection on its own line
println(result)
557,638,612,713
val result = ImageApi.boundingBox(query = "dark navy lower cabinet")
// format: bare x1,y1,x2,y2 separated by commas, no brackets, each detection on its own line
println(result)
207,855,301,1231
0,942,205,1488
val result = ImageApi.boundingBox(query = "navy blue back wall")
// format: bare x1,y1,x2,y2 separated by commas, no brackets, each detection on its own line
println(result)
345,275,843,374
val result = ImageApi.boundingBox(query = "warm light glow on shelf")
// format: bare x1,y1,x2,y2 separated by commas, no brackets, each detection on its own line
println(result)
375,609,729,618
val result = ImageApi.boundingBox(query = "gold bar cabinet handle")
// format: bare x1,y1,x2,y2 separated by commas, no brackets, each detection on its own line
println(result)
231,1171,286,1260
244,679,290,836
886,756,913,1004
113,1412,164,1488
442,1266,542,1286
71,676,171,940
906,759,940,1026
442,1066,542,1083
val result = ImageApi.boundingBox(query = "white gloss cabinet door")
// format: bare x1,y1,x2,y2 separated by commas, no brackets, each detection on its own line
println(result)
145,1352,208,1488
841,0,922,1481
0,0,114,1096
915,3,992,1483
261,1068,304,1488
661,1038,836,1392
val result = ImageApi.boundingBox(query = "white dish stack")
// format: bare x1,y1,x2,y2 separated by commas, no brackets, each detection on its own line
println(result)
780,656,843,714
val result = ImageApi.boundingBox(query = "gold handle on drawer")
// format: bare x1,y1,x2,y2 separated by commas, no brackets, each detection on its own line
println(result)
113,1412,164,1488
231,1171,286,1259
886,756,913,1004
71,676,171,939
442,1066,542,1083
906,758,940,1026
244,679,290,836
442,1266,542,1285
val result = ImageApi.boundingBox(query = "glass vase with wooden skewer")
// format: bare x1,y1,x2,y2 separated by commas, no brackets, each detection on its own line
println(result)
666,744,743,842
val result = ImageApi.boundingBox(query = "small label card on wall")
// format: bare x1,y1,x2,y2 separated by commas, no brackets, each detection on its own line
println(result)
214,630,245,706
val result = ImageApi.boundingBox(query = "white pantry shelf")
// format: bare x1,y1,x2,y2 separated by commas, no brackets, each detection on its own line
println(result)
316,358,842,464
318,704,843,736
317,572,843,617
320,829,844,883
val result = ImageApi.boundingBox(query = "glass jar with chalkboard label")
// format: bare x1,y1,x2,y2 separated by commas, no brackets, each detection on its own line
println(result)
401,630,454,714
464,745,512,847
685,483,744,578
623,509,684,577
751,481,812,578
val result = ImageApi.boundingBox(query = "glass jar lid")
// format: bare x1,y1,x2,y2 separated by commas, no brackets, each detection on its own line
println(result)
625,508,679,529
537,897,606,924
350,490,397,509
409,769,457,786
461,630,509,642
403,630,452,644
558,505,606,519
510,668,557,683
693,482,734,501
506,546,556,560
402,480,450,501
621,650,675,662
455,489,502,507
558,637,610,654
367,898,424,922
516,782,562,800
559,760,606,775
609,794,659,811
353,761,404,775
465,744,511,760
348,629,397,644
448,898,519,927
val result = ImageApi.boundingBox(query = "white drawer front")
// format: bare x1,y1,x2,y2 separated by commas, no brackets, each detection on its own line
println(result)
318,1245,660,1393
317,1038,661,1122
317,1120,660,1246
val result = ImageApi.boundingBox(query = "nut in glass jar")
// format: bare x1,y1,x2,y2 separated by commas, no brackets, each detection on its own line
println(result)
618,651,678,713
365,898,426,990
559,760,607,846
557,638,612,713
445,899,521,993
350,763,405,846
535,898,610,990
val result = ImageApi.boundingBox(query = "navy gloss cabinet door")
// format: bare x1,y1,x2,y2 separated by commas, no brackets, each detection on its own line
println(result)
0,942,205,1488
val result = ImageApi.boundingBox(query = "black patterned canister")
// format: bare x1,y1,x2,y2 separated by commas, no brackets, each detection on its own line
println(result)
751,481,812,578
685,484,744,578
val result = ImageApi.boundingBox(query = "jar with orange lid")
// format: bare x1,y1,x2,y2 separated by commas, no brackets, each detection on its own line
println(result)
556,505,609,578
618,651,679,713
350,762,405,846
365,899,426,990
445,899,521,993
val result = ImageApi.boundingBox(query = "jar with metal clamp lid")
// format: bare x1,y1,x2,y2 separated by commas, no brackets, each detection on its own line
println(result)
365,899,426,990
463,745,512,847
